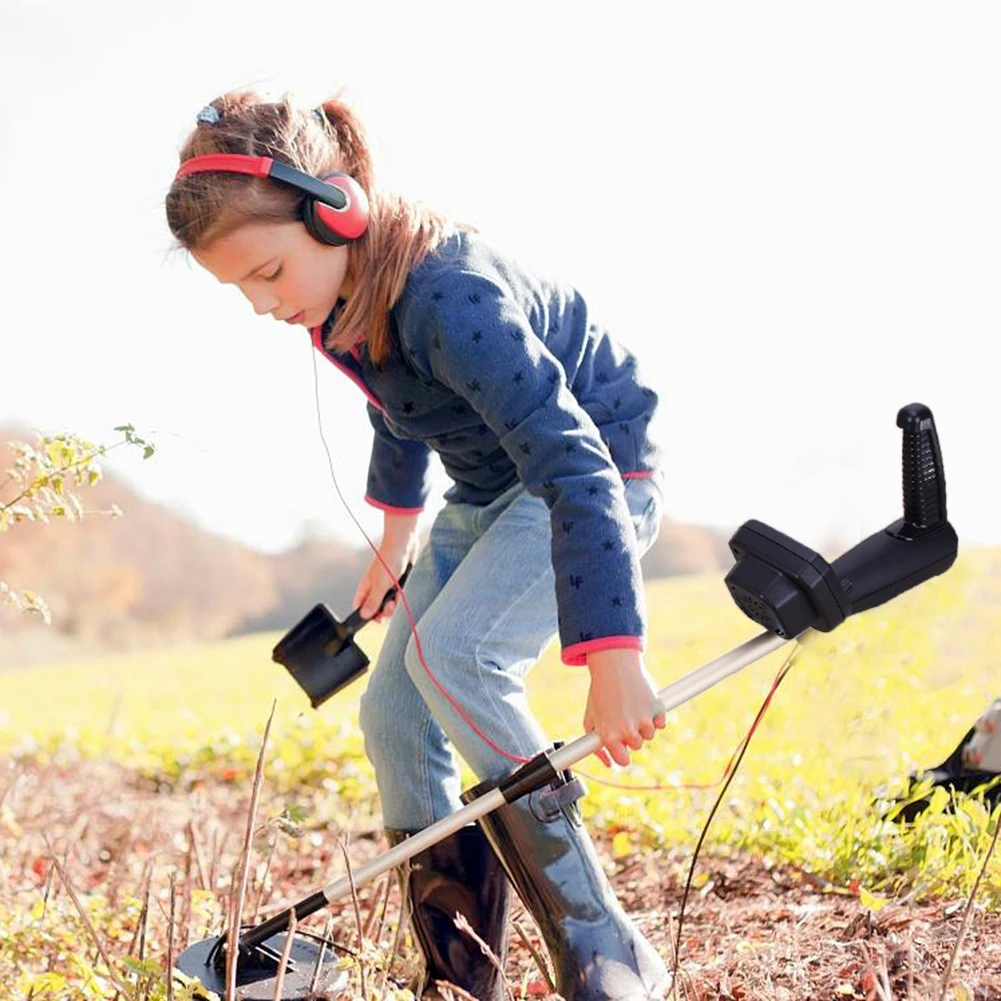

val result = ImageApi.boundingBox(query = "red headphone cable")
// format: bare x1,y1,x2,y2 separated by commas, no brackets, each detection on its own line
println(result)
309,344,531,765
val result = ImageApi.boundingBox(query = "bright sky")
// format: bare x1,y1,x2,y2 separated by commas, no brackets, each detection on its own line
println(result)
2,1,998,555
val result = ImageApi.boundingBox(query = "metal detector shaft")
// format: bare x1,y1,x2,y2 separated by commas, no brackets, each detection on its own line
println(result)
240,628,790,951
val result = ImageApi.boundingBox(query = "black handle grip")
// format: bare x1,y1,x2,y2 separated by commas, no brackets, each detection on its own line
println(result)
898,402,948,530
341,562,413,635
831,403,957,616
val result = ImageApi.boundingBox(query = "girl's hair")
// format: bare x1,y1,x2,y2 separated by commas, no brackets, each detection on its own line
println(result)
165,91,455,364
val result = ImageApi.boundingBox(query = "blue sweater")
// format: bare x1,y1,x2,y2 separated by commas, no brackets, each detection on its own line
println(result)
312,231,663,666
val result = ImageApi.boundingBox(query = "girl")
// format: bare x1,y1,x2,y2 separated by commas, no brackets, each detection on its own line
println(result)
166,91,670,1001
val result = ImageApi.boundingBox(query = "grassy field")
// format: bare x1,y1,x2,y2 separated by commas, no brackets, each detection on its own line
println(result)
1,547,1000,1000
2,545,998,903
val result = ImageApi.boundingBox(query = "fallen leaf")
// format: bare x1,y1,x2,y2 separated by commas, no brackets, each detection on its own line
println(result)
863,967,877,1001
859,886,889,912
611,831,633,859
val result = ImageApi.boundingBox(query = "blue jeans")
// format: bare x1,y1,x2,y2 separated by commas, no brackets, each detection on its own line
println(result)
358,473,665,830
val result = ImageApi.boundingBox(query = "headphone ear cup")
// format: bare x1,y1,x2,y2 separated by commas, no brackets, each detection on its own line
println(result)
302,173,370,246
302,197,345,246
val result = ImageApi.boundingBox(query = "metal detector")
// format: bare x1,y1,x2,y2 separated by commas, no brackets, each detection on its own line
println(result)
175,403,957,999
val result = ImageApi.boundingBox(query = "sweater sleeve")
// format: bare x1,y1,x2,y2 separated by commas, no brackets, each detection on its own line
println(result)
365,402,433,514
413,270,647,665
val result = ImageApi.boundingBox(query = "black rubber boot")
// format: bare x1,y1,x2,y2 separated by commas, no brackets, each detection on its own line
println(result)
462,767,670,1001
386,825,511,1001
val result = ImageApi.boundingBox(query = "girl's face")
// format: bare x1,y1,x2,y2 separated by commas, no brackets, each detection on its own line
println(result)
193,221,351,329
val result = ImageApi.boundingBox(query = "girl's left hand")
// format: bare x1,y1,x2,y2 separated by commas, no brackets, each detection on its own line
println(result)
583,649,666,768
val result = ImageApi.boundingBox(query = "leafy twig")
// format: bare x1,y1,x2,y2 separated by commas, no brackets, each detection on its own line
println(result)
0,427,152,514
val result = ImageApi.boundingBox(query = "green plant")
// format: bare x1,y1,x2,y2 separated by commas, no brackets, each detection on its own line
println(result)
0,425,155,622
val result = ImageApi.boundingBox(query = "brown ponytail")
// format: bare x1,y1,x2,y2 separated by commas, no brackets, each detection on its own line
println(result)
313,98,373,192
165,90,456,364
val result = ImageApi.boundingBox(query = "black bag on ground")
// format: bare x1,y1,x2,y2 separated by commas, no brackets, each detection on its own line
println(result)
892,697,1001,821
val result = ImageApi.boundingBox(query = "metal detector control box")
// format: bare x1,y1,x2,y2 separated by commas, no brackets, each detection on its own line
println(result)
725,403,958,639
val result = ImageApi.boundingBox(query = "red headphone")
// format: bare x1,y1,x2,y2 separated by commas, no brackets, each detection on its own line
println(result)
174,154,369,246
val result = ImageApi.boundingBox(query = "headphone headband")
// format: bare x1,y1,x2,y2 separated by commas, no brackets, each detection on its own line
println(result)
173,152,367,244
175,153,270,179
175,154,348,211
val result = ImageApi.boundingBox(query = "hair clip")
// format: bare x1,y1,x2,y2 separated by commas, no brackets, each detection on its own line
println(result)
312,107,326,124
196,105,221,125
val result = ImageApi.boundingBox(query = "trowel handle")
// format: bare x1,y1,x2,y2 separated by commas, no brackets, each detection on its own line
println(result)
341,562,413,634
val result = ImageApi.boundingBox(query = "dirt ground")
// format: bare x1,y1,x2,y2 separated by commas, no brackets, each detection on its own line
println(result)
2,756,998,1000
590,850,1001,1001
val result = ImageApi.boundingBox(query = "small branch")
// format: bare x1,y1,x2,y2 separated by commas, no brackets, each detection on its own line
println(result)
362,875,388,942
42,834,129,995
271,910,298,1001
372,874,393,947
252,836,279,922
379,865,409,1000
936,804,1001,1000
513,920,555,995
118,859,153,1001
339,837,368,1000
0,441,118,513
167,872,176,1001
138,866,152,961
187,820,209,892
226,700,276,1000
308,915,334,997
455,912,513,1001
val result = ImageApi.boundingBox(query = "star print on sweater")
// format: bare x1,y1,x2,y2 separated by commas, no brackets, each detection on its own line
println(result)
312,231,662,665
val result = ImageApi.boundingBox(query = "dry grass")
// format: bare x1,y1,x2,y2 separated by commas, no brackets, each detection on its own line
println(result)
2,753,999,999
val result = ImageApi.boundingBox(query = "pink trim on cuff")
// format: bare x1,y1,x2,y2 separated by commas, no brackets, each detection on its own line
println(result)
622,470,656,479
561,635,644,666
365,495,424,516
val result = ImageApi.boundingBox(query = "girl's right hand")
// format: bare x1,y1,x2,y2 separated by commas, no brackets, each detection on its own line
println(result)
353,536,420,622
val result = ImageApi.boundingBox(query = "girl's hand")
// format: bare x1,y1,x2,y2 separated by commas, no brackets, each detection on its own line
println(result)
353,514,421,621
583,649,666,768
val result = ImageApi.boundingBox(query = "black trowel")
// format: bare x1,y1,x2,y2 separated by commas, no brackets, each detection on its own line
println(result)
272,564,412,708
